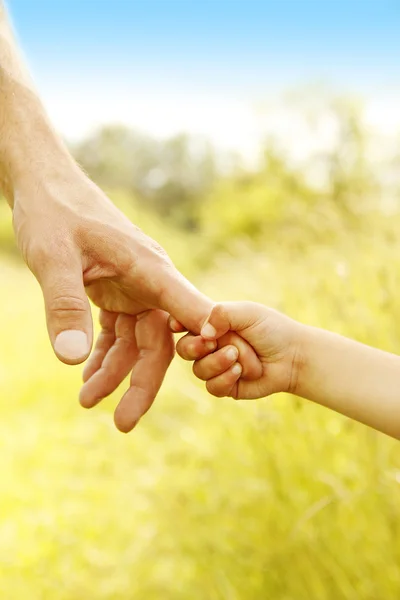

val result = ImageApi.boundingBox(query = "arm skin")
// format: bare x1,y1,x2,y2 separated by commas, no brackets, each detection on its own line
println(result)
0,2,74,204
0,2,262,431
296,325,400,440
174,303,400,440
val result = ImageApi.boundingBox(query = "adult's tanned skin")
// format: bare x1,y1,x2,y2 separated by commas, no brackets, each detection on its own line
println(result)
0,2,262,431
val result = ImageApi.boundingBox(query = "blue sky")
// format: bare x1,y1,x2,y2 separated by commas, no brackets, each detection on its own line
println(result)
6,0,400,148
10,0,400,90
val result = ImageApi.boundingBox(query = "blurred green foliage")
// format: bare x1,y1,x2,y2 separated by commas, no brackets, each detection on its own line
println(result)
1,98,400,598
73,127,217,229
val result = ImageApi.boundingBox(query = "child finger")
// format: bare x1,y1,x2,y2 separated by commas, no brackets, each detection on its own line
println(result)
193,345,239,381
176,333,217,360
217,331,262,381
205,363,243,398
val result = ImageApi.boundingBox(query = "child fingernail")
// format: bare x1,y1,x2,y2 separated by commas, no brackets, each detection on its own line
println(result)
205,340,216,351
232,363,242,376
201,323,217,339
225,347,238,361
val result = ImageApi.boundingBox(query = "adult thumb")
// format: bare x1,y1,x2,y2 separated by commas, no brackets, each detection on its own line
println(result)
37,254,93,365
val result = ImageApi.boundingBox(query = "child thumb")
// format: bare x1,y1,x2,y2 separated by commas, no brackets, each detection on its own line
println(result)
200,302,255,340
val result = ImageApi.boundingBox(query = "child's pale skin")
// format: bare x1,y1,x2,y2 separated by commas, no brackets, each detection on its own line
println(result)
170,302,400,440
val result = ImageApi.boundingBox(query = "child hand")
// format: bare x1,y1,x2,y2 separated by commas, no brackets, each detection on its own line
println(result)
173,302,304,399
170,314,264,382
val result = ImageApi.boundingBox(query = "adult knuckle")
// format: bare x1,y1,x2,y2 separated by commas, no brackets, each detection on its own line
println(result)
48,294,87,314
113,245,138,276
22,239,49,272
24,234,75,278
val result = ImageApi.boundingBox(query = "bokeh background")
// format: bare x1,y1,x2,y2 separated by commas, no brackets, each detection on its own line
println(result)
1,0,400,598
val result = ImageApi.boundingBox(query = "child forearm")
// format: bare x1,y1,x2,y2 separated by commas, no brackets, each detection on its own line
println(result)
296,325,400,439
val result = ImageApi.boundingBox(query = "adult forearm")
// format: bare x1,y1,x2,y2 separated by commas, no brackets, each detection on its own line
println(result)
0,1,74,206
296,325,400,439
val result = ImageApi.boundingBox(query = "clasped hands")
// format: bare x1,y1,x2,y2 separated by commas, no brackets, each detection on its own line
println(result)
13,168,301,432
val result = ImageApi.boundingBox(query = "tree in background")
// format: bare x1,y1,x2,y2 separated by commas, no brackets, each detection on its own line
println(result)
73,126,217,229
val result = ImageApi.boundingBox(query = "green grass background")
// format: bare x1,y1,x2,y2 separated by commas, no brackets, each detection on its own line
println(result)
2,99,400,597
1,225,400,598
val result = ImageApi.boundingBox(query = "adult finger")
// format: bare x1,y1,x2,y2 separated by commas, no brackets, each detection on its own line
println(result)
35,250,93,365
114,310,174,433
80,313,138,408
82,310,117,382
157,268,214,335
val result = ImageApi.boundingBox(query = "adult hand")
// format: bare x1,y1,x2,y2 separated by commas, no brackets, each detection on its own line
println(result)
13,166,261,431
1,0,262,432
12,166,213,431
